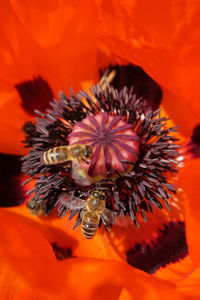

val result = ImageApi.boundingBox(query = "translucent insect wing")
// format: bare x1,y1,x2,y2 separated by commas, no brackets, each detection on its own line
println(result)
56,193,86,209
101,208,118,225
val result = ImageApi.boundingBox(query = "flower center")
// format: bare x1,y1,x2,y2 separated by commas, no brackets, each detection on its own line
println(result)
68,112,140,178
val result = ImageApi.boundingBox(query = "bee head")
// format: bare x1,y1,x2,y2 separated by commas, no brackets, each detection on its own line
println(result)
91,190,106,200
88,190,106,211
84,145,92,159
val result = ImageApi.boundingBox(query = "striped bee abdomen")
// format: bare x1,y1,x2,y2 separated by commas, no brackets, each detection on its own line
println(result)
81,211,99,239
42,146,69,165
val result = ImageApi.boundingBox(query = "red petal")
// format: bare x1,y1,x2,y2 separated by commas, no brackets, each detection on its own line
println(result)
179,158,200,264
0,0,99,93
0,207,190,300
97,0,200,135
0,85,31,155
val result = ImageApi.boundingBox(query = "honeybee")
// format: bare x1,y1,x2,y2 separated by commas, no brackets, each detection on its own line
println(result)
27,198,47,216
42,144,93,186
58,190,117,239
42,144,92,165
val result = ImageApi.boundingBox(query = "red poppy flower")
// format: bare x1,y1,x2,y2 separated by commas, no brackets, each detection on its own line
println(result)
1,1,200,299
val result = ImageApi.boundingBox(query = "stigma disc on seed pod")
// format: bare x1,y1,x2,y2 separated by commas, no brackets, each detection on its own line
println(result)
68,112,140,180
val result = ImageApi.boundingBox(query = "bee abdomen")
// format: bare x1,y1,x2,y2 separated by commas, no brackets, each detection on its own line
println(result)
43,146,68,165
81,212,99,239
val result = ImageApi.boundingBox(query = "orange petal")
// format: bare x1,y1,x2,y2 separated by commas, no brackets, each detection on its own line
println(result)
161,89,198,138
0,260,26,300
0,0,101,156
96,0,200,129
156,256,196,283
0,208,60,297
0,207,191,300
1,256,181,300
0,0,99,94
156,256,200,297
54,258,191,300
178,158,200,264
177,266,200,297
0,1,42,85
0,208,55,260
5,205,79,254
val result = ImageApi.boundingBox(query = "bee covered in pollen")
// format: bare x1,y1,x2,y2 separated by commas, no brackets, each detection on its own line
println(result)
41,144,93,187
42,144,93,166
57,190,117,239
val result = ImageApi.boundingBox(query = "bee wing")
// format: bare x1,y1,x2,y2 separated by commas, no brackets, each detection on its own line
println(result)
69,197,86,210
101,208,118,225
57,193,86,210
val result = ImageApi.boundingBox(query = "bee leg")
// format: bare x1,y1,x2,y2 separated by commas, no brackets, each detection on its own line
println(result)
101,216,111,232
80,209,84,219
105,226,111,233
81,158,90,164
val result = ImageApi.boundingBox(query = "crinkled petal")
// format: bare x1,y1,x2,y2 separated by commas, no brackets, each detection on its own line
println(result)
96,0,200,134
0,0,102,155
161,89,198,138
0,0,98,93
156,256,200,297
152,159,200,296
179,158,200,264
0,208,193,299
